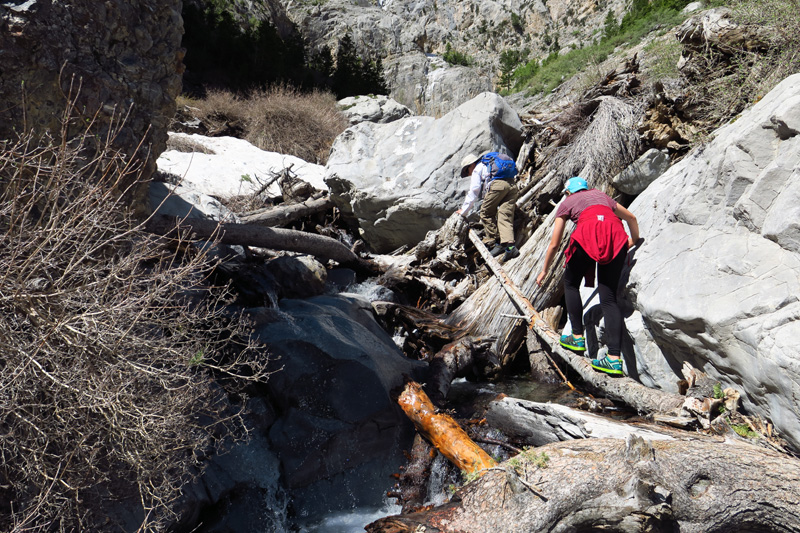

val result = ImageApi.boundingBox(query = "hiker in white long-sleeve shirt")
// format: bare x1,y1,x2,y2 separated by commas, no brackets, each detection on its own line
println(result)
456,152,519,261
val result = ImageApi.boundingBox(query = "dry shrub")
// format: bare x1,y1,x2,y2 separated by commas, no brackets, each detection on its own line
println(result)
184,86,348,164
0,104,272,531
643,33,683,82
542,96,643,188
691,0,800,125
166,134,216,154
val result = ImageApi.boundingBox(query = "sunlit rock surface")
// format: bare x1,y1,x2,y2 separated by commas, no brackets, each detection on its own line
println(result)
325,91,523,253
626,74,800,449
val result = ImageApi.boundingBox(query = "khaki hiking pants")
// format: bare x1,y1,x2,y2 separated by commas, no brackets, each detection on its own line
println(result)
480,179,518,246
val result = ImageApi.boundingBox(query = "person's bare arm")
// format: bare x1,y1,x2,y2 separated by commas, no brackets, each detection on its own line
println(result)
536,216,567,286
614,203,640,247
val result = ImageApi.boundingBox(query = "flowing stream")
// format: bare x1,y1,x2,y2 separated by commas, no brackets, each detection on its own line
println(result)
199,276,575,532
285,376,570,532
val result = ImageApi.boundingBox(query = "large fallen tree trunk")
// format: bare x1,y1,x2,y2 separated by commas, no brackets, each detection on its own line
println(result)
397,381,497,475
238,197,332,227
367,434,800,532
144,214,376,273
485,396,680,446
447,96,644,354
536,326,687,415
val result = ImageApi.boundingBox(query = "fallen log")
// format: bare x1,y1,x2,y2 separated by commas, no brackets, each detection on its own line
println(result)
468,230,574,388
485,396,678,446
543,334,686,415
144,214,377,273
466,228,686,416
525,329,563,382
426,337,500,406
368,434,800,532
397,382,497,475
239,197,332,227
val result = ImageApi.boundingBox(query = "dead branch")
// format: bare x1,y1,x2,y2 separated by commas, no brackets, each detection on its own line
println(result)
144,214,377,273
239,197,332,227
426,337,500,405
0,121,272,531
397,382,497,475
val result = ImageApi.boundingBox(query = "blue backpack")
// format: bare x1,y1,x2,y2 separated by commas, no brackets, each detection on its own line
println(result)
480,152,517,181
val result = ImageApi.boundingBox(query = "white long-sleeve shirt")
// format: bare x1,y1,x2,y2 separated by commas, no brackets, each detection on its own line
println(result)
458,162,490,216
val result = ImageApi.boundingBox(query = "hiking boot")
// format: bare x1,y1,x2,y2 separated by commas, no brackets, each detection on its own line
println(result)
489,243,505,257
591,355,624,376
503,245,520,261
559,334,586,352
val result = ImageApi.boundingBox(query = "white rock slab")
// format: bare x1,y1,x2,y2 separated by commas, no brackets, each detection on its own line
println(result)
626,73,800,449
156,133,326,199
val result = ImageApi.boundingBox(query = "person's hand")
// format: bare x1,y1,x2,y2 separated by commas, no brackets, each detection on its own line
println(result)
628,237,635,249
456,209,465,218
536,270,546,287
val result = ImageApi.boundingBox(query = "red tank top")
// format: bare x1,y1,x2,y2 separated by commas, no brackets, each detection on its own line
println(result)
566,204,629,265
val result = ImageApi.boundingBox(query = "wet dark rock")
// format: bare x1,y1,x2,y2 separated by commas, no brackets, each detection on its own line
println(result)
246,294,428,518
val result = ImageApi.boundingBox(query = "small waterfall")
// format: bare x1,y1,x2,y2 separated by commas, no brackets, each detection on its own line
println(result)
292,496,401,532
425,454,460,507
343,279,398,302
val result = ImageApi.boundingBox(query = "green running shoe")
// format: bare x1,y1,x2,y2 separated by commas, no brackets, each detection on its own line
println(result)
489,243,506,257
503,245,520,261
591,355,624,375
559,334,586,352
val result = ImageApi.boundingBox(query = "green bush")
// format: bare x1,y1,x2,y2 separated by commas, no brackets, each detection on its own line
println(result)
182,1,306,93
499,48,529,92
443,42,473,66
511,12,524,33
514,0,692,94
332,33,388,98
181,3,388,99
644,34,682,80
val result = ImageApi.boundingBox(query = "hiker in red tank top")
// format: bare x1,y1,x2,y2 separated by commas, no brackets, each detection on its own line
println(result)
535,177,640,376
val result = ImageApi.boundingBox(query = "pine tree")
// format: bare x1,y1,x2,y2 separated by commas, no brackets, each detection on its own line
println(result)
333,33,361,97
499,50,522,92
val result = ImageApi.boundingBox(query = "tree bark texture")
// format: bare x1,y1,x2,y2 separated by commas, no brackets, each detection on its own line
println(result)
526,330,563,382
368,435,800,532
238,197,332,227
485,397,679,446
425,337,500,406
397,382,497,475
445,215,570,351
538,330,687,415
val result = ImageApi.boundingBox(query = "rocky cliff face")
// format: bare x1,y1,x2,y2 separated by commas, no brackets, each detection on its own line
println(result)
626,73,800,448
282,0,628,114
184,0,299,39
0,0,184,214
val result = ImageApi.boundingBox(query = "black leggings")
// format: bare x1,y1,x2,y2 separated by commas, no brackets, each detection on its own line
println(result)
563,243,628,356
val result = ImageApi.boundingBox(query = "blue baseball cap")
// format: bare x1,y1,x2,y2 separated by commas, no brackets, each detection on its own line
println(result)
564,176,588,194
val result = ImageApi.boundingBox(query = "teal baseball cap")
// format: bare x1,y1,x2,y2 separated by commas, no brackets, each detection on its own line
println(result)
564,176,588,193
